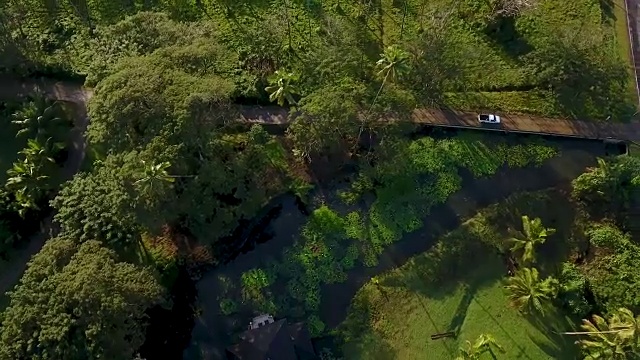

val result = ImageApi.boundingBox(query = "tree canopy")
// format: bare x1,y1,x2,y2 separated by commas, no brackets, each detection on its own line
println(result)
0,238,165,360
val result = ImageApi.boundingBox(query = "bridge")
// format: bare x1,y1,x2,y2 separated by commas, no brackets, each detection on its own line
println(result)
2,75,640,142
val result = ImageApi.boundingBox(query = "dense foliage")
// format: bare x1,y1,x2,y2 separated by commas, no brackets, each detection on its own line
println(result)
0,238,165,360
1,0,639,357
0,97,71,256
211,134,557,338
1,0,635,118
582,223,640,314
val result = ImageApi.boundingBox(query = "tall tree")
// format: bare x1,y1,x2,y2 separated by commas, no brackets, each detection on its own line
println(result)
375,45,410,86
505,267,558,314
456,333,505,360
0,238,166,360
509,215,556,264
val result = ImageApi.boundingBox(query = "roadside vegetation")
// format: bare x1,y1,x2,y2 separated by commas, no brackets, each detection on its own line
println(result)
0,0,638,359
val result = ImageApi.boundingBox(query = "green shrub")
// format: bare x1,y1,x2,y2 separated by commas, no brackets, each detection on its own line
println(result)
219,298,238,315
302,206,346,242
583,223,640,313
241,268,273,290
557,262,592,318
307,314,326,337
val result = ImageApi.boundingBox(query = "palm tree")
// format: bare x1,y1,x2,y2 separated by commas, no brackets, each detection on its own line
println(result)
265,70,300,106
11,94,66,142
566,308,640,359
509,215,556,264
456,333,505,360
134,160,176,198
375,45,411,86
505,267,558,315
360,45,411,140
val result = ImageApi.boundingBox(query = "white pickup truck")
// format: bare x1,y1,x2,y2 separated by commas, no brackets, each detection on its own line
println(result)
478,114,501,124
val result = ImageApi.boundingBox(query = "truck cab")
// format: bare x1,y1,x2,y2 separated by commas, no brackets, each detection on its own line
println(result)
478,114,501,124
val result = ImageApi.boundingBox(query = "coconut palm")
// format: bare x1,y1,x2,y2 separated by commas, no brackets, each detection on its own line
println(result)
265,70,300,106
505,267,558,315
509,215,556,264
11,94,67,142
134,160,176,198
375,45,411,85
568,308,640,359
456,333,505,360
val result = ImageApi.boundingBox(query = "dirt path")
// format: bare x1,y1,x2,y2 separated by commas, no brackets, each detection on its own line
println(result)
0,77,90,299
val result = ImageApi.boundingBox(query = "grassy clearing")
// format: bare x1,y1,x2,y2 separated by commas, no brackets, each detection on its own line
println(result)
199,0,636,119
612,0,639,107
339,189,580,359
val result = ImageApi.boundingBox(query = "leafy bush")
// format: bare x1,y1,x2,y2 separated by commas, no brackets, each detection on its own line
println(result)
240,268,277,313
241,268,274,290
307,314,326,337
557,262,592,318
219,298,238,316
582,223,640,313
572,156,640,220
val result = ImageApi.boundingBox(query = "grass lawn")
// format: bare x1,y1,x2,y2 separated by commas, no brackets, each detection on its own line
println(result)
339,189,580,359
612,0,639,108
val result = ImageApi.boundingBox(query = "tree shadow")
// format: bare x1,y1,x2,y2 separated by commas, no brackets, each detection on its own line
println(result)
446,282,480,335
524,309,579,358
337,291,399,360
484,16,533,58
599,0,615,20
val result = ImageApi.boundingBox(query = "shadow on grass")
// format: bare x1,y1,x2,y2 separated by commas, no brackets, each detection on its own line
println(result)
338,291,399,360
524,309,579,358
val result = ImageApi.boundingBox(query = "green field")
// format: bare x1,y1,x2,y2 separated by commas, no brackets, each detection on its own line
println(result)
339,190,580,359
612,0,639,108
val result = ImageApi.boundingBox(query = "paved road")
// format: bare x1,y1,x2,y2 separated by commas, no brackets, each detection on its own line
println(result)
1,76,639,141
239,105,640,141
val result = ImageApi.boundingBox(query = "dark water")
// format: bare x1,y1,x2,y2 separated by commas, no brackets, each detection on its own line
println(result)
140,269,198,360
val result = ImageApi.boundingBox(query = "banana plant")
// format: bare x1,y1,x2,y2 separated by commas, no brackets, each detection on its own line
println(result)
11,94,68,142
265,70,300,106
6,158,49,217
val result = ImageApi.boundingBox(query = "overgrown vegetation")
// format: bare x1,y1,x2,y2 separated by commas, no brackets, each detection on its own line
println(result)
0,0,638,358
208,134,558,339
341,153,640,359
